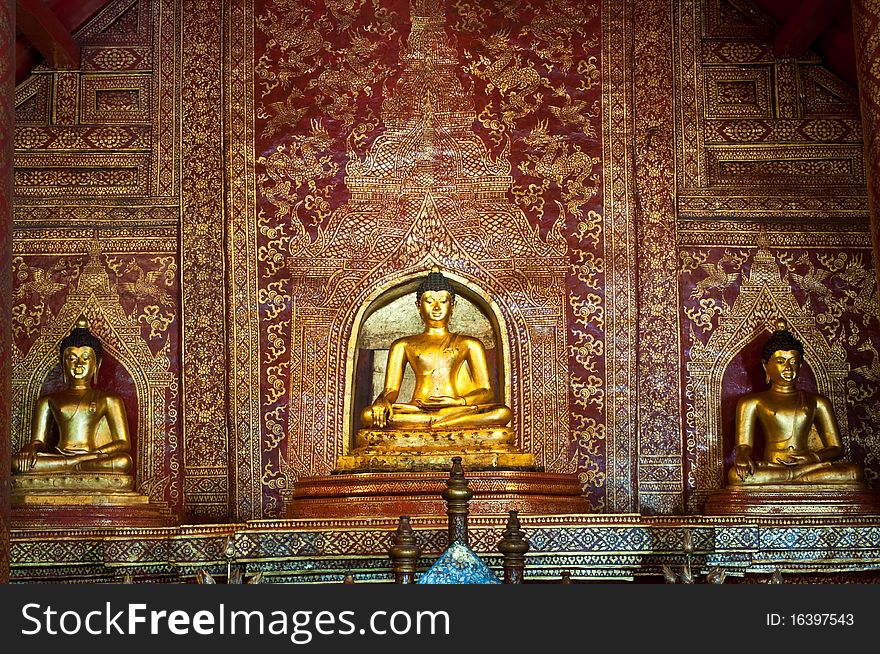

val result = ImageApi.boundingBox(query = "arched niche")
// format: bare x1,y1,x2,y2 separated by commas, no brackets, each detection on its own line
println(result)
686,244,851,511
344,272,510,449
689,320,845,509
13,303,174,503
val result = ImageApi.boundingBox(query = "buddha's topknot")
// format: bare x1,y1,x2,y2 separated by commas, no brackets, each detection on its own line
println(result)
59,315,103,360
761,318,804,364
416,267,456,302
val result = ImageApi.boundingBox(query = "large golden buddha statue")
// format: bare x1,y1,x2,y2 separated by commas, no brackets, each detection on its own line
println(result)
12,316,134,488
336,269,534,471
361,269,512,431
728,320,861,486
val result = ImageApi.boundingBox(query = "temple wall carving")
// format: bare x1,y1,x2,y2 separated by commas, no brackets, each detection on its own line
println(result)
675,0,880,509
9,0,879,522
11,0,184,516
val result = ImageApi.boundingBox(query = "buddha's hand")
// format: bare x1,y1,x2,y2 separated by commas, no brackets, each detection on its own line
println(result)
775,452,820,466
371,398,393,428
733,452,754,480
12,444,41,473
416,396,467,409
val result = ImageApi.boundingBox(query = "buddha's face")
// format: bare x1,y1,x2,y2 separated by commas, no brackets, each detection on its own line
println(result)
763,349,801,386
62,346,99,385
418,290,453,327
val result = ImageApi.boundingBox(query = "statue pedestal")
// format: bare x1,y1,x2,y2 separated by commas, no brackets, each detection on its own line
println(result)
286,469,590,518
292,427,588,518
11,473,175,527
335,427,536,471
705,484,880,516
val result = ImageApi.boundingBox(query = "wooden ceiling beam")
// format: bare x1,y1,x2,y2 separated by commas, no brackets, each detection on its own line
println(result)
772,0,847,58
15,0,80,70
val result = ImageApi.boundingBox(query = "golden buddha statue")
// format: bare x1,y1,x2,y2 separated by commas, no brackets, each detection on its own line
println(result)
361,269,512,431
728,320,861,486
12,316,133,482
336,269,534,471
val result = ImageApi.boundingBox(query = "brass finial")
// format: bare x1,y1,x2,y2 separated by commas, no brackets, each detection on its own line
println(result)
75,314,90,330
442,457,472,546
497,510,529,584
388,516,421,584
442,457,472,501
774,318,788,332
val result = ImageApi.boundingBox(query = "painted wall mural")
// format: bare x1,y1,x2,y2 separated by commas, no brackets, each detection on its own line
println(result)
679,224,880,510
8,0,878,522
246,0,607,515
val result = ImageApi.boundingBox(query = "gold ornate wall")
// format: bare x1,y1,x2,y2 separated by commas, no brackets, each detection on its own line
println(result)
236,0,612,516
1,0,14,581
676,0,880,509
9,0,880,522
12,0,184,516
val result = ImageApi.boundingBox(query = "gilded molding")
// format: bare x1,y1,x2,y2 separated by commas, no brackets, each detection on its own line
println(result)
180,0,229,518
227,0,262,519
11,516,880,582
602,0,638,512
633,0,684,513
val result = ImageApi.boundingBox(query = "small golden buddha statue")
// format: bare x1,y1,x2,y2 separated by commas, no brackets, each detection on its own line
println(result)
12,316,133,478
728,320,861,485
336,269,534,471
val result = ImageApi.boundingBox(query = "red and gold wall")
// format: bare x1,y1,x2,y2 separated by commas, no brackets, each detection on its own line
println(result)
9,0,880,522
675,0,880,509
1,0,15,581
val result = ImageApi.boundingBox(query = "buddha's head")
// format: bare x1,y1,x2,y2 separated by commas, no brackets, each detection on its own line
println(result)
416,268,456,327
761,319,804,387
59,315,103,386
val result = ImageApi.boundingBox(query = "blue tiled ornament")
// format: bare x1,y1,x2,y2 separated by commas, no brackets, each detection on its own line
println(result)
417,541,502,584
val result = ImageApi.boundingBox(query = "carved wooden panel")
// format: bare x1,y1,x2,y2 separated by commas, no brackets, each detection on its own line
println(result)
676,0,867,220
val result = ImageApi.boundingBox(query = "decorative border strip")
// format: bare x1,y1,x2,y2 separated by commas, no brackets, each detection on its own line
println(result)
11,515,880,581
